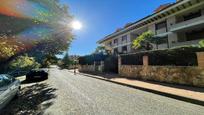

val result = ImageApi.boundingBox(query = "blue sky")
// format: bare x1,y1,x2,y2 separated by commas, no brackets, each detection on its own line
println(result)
60,0,175,56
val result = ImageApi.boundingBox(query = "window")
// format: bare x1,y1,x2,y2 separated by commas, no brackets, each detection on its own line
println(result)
184,10,201,21
122,35,127,42
156,21,167,30
157,36,168,45
108,42,112,46
122,46,127,53
114,39,118,44
186,29,204,41
0,75,12,88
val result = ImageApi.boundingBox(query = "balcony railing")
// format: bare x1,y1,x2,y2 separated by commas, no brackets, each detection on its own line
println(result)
158,43,168,49
171,39,202,47
156,28,167,35
170,16,204,32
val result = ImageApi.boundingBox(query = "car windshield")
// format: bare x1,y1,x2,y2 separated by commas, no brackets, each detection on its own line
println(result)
0,75,4,88
2,75,13,81
0,75,12,88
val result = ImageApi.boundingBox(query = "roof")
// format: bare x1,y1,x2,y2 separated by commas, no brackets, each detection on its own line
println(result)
97,0,194,44
154,3,173,13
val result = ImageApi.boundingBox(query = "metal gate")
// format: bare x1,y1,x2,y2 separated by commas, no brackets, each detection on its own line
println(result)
104,55,118,73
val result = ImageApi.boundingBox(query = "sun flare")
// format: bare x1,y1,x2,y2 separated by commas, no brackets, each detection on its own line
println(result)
71,20,82,30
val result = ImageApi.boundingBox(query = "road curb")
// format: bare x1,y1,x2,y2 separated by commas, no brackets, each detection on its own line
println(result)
75,72,204,106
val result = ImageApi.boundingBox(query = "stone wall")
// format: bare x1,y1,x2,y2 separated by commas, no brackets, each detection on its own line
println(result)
79,64,104,73
119,65,204,87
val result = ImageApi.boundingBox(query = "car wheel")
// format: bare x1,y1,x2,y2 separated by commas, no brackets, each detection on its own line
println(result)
26,76,32,81
43,73,48,80
14,88,20,99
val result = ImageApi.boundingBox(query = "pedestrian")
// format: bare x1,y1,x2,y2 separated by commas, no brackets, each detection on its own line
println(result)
74,60,77,75
74,67,76,75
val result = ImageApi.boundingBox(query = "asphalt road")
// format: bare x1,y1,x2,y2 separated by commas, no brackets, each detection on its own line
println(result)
42,67,204,115
2,67,204,115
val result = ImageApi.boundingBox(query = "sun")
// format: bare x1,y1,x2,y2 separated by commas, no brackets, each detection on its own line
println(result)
71,20,82,30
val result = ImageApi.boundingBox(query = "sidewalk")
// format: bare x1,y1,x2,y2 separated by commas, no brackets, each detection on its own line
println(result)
69,70,204,106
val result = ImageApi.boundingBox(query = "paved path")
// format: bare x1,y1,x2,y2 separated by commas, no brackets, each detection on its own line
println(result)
43,68,204,115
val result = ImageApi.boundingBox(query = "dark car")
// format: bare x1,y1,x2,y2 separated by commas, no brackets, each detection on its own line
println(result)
26,69,49,81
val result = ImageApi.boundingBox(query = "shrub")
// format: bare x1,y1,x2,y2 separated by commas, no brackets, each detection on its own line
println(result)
9,54,40,71
199,40,204,47
79,53,108,65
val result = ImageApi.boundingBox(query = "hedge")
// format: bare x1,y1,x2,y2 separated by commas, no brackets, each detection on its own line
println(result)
121,46,204,66
79,53,108,65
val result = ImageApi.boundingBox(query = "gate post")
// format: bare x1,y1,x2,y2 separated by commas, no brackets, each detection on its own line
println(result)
93,61,96,72
197,52,204,68
100,61,104,72
118,55,121,74
143,55,149,66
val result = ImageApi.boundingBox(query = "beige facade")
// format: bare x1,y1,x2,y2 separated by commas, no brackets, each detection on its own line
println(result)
98,0,204,54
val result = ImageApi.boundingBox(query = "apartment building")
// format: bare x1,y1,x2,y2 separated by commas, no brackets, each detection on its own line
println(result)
98,0,204,54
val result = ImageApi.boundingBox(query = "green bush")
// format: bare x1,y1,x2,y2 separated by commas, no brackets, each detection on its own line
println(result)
9,55,40,71
199,40,204,47
121,46,204,66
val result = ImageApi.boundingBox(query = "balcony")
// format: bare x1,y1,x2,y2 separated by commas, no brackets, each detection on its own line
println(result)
112,42,131,48
156,28,167,35
158,43,168,49
170,16,204,32
171,39,202,47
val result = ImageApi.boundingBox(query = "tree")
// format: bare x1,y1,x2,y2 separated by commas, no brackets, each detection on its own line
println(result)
93,46,110,55
41,55,59,67
60,53,71,68
0,0,73,65
0,38,26,62
0,42,15,60
9,55,40,71
132,31,154,50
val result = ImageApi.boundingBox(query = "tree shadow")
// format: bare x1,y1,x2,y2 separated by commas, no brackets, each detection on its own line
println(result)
0,83,57,115
21,79,48,84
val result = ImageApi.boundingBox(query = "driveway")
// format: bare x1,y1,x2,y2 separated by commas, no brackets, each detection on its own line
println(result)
1,67,204,115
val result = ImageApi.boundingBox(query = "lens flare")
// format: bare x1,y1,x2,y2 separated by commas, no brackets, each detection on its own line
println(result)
17,26,54,40
0,0,51,22
0,0,72,58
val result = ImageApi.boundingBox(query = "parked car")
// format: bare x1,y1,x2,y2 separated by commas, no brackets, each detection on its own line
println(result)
0,74,21,110
8,70,28,77
26,69,49,81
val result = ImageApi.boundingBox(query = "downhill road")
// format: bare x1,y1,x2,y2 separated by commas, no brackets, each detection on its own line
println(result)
43,67,204,115
2,67,204,115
